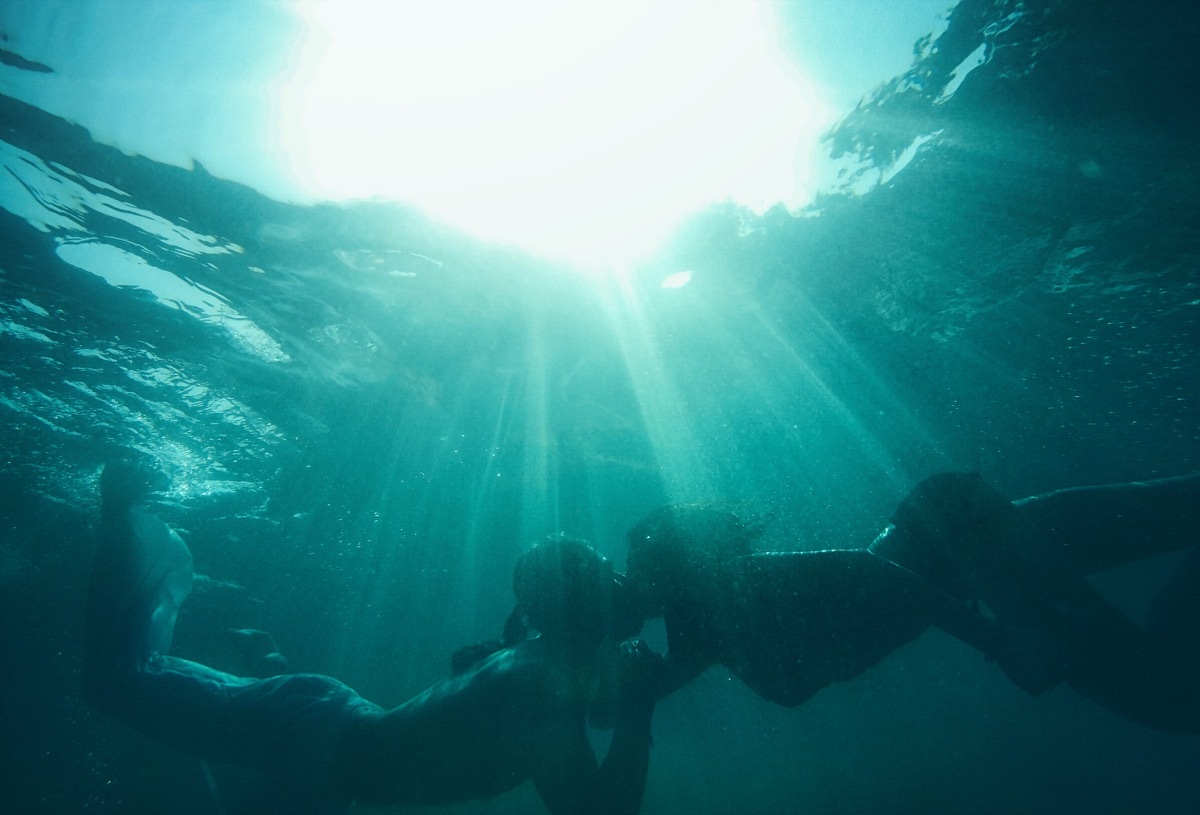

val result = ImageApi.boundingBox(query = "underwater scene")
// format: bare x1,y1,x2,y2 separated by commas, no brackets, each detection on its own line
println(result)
3,0,1200,812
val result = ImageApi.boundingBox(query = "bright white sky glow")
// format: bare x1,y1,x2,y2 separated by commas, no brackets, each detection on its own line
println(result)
281,1,829,270
0,0,954,274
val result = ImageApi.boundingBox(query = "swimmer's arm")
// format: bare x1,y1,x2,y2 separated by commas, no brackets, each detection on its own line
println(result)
1014,472,1200,573
862,545,1012,655
532,721,601,815
595,698,654,815
534,642,660,815
597,641,660,813
911,569,1062,695
532,708,654,815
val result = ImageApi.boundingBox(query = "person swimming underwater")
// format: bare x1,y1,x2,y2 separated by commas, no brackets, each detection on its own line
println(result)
623,471,1200,732
623,502,1061,708
83,458,664,815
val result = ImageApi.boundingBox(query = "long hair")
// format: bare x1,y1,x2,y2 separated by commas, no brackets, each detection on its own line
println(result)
625,503,767,605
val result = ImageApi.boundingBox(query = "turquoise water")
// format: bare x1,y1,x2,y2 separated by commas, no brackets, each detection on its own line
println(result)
3,0,1199,812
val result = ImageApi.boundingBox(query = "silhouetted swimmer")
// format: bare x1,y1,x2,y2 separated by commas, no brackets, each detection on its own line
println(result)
624,503,1061,709
871,471,1200,732
83,461,663,814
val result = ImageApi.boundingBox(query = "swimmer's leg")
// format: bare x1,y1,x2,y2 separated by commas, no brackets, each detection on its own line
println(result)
1014,472,1200,574
82,463,372,809
1147,546,1200,656
125,658,376,774
113,657,371,813
1063,604,1200,733
83,462,194,709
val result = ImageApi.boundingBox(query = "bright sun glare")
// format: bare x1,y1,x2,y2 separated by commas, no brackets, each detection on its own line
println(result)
281,0,828,272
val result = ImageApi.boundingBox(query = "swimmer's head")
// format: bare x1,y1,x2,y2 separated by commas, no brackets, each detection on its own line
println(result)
888,472,1016,599
891,473,1006,534
625,504,763,617
513,537,642,644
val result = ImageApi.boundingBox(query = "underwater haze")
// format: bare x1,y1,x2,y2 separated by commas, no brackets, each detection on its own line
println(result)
3,0,1200,813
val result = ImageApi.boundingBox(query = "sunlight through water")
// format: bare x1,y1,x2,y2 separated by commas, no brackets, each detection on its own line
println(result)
281,0,828,272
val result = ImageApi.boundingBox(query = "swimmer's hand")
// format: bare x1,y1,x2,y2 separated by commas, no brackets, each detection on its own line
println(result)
988,625,1065,696
589,640,666,729
612,640,666,716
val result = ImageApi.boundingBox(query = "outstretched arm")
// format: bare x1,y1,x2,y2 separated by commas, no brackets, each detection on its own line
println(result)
534,642,661,815
866,551,1064,695
921,574,1063,695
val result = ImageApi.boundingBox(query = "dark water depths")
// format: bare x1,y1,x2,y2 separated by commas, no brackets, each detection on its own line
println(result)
3,0,1199,812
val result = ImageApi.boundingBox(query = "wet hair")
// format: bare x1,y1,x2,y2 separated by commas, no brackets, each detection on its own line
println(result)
625,504,766,613
512,536,619,641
